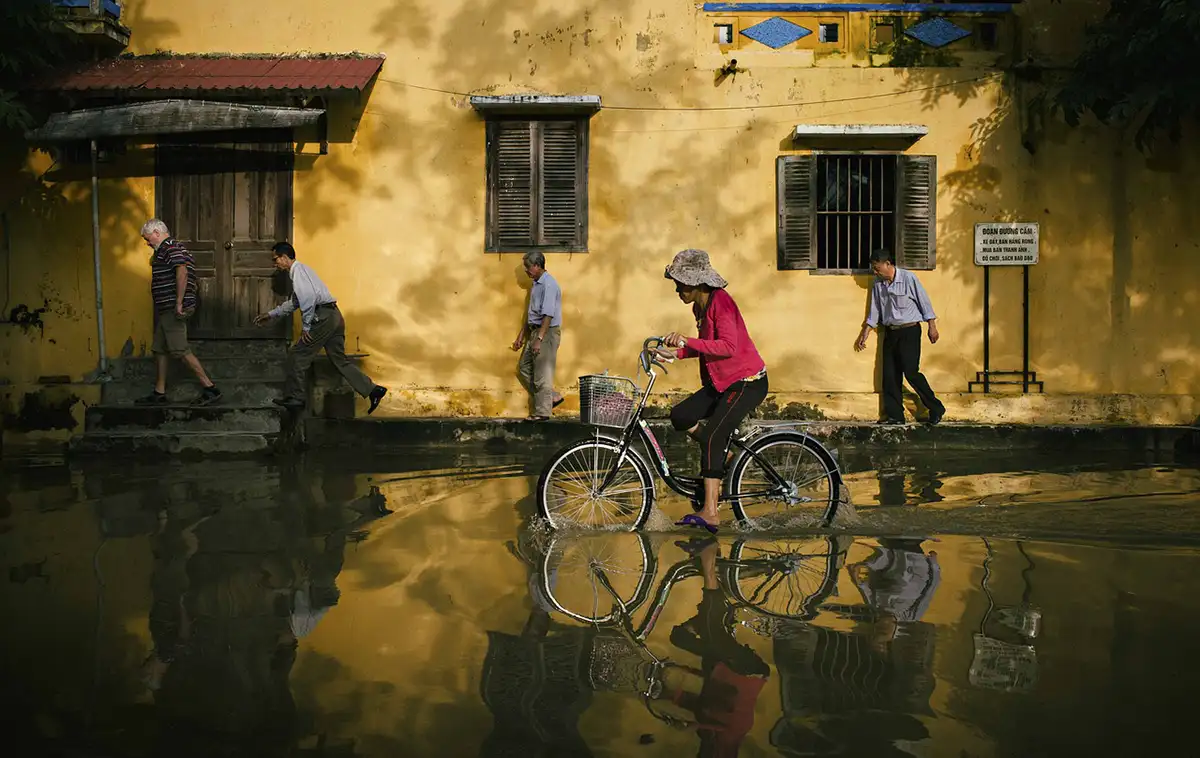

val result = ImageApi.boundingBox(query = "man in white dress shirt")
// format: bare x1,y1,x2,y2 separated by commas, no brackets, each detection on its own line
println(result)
255,242,387,414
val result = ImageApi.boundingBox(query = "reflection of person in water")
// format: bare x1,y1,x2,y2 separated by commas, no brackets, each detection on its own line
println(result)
769,538,940,757
140,471,384,755
657,537,770,757
142,509,301,753
849,537,940,647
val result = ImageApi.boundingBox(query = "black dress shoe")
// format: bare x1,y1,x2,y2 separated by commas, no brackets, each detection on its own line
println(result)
367,386,387,415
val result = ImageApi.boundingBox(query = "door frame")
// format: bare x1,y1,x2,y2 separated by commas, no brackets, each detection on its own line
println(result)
154,130,296,341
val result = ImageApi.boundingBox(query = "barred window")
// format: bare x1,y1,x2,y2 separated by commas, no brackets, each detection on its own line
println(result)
777,153,936,272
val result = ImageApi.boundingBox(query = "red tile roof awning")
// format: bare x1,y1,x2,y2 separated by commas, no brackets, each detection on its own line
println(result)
42,54,386,94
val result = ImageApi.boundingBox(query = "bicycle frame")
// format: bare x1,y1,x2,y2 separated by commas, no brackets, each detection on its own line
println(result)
596,337,806,504
536,531,845,727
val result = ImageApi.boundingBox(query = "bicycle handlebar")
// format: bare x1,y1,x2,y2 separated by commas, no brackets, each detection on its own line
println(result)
640,335,674,375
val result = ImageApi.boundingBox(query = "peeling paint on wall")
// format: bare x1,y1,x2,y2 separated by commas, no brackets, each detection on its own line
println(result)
8,303,48,335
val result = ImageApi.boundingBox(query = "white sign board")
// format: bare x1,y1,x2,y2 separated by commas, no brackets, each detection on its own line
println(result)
974,222,1039,266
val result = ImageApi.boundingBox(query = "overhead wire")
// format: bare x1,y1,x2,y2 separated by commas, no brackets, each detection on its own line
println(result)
376,72,1003,114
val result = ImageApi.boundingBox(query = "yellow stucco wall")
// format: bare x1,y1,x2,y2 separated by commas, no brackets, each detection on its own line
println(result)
2,0,1198,432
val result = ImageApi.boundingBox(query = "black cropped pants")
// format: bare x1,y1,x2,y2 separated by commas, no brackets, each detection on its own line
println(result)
670,375,769,479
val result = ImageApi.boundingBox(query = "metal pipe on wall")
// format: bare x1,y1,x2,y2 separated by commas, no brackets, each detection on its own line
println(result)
90,139,108,375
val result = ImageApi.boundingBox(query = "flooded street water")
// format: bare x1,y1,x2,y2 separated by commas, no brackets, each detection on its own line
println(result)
2,444,1199,757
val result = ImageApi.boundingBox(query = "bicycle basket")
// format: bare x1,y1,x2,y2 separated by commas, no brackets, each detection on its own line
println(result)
588,631,653,693
579,374,639,429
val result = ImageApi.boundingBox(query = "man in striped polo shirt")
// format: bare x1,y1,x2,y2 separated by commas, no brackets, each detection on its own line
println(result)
137,219,222,406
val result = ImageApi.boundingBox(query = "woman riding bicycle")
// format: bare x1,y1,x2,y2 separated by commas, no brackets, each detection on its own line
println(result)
660,249,769,533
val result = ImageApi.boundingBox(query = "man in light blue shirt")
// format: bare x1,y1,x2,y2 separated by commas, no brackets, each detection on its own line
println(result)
854,249,945,424
255,242,388,414
511,252,563,419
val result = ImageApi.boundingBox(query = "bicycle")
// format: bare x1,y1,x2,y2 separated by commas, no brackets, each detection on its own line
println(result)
536,336,845,531
533,530,851,728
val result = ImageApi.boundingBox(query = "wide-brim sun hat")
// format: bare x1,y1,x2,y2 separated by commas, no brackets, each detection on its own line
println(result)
664,248,728,289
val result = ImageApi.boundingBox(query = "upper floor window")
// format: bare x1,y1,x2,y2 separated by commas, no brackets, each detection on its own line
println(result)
485,118,589,253
777,153,936,272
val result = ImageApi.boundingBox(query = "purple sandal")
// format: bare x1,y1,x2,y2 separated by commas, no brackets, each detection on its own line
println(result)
675,513,719,534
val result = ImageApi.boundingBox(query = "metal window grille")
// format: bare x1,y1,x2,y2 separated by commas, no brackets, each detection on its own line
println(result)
816,154,896,270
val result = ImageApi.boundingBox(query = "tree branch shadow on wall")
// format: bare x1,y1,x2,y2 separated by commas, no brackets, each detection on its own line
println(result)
893,3,1200,402
319,0,819,422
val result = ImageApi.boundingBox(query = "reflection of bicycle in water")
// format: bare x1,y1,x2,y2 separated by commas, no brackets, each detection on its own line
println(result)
533,531,850,732
536,337,845,530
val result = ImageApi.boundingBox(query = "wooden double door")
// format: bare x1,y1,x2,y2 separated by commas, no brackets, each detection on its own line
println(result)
156,141,295,339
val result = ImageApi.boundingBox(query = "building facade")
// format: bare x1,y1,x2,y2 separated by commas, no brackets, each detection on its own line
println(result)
2,0,1198,450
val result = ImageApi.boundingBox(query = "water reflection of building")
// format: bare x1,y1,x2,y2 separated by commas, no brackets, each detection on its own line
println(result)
480,538,596,758
770,538,940,756
875,468,946,507
136,464,387,757
480,627,597,758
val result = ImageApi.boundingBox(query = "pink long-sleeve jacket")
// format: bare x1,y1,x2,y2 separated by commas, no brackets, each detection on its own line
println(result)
676,289,766,393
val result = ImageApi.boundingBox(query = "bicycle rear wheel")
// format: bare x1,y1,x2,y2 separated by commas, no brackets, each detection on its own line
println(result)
537,437,656,530
726,431,842,528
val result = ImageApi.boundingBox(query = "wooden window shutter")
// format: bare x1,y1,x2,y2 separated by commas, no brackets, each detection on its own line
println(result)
776,154,817,270
487,118,587,252
488,120,535,250
538,120,586,248
896,154,937,270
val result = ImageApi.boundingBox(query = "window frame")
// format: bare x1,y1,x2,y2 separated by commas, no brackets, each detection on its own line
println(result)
777,150,937,274
484,116,590,254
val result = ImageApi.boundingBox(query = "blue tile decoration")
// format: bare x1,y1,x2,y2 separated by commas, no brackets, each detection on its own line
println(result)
52,0,122,18
704,4,1014,12
904,17,972,48
740,17,812,49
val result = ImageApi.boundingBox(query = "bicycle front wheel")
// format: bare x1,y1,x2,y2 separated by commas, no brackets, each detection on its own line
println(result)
539,531,658,624
537,437,657,530
726,536,845,621
726,431,841,528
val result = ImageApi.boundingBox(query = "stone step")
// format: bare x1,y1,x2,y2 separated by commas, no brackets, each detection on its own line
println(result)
188,339,289,358
84,404,285,434
117,338,289,359
102,380,285,406
111,354,287,383
69,430,280,457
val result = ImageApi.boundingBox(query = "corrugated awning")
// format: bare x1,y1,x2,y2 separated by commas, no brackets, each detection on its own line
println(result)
25,99,324,142
40,54,385,95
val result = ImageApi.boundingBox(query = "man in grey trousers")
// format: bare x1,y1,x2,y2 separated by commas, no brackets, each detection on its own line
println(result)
511,252,564,420
255,242,388,414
